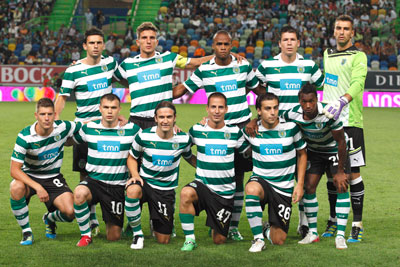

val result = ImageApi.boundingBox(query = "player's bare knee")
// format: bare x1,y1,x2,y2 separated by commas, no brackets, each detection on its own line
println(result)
213,235,226,245
126,184,142,199
10,180,26,199
304,183,316,194
245,182,261,196
106,233,120,241
180,187,196,203
156,236,170,244
73,186,89,204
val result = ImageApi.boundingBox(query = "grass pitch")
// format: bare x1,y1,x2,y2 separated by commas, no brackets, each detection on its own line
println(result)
0,102,399,266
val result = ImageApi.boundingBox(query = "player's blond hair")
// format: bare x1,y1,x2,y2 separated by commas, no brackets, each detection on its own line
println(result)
136,22,159,38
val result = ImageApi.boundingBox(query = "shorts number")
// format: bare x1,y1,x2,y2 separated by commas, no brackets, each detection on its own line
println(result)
344,132,354,150
157,201,168,216
111,201,123,215
53,179,64,187
328,155,339,166
278,204,291,221
216,209,232,224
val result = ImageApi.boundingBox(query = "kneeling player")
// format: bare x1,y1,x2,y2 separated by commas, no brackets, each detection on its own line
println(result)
179,93,247,251
125,101,194,249
72,94,141,247
10,98,77,245
283,84,351,249
243,93,307,252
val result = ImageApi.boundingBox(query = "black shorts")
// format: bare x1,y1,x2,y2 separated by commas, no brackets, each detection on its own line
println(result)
137,180,175,235
79,177,125,227
129,116,157,130
247,177,292,233
306,150,351,176
73,143,88,173
186,180,233,237
344,127,366,170
231,119,253,174
26,174,72,212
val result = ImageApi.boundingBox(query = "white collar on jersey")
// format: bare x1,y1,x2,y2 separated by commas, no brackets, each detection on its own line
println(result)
30,122,59,137
274,53,304,64
135,51,162,61
210,55,239,66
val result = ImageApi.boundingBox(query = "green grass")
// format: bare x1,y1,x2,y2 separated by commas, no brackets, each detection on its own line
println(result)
0,102,399,266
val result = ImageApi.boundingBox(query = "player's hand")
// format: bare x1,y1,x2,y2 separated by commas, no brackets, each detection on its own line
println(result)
333,172,348,193
323,96,348,120
292,184,304,203
118,115,128,126
231,52,245,64
126,176,143,187
199,117,207,126
36,186,49,203
245,118,258,137
174,124,182,133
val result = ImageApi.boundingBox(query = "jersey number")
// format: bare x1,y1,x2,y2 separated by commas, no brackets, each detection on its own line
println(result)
111,201,123,215
53,179,64,187
278,204,291,220
344,132,354,150
157,201,168,216
216,209,232,224
329,155,339,166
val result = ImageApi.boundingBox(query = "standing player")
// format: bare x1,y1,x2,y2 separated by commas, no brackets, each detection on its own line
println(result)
10,98,77,245
173,30,259,240
55,27,122,235
124,101,194,250
72,94,141,247
179,93,247,251
322,15,367,243
244,93,307,252
283,84,351,249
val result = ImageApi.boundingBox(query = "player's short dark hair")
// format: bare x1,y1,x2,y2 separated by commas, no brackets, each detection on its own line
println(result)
280,25,299,40
100,93,120,105
335,15,353,29
155,101,176,116
208,92,227,107
298,83,318,99
256,93,279,110
136,22,158,38
213,30,232,41
84,27,104,43
37,98,54,110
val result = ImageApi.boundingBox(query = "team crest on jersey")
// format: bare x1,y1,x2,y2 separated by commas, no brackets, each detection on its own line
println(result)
101,64,108,72
117,129,125,136
54,134,61,141
172,142,179,150
233,65,240,74
297,65,305,73
315,122,323,130
278,130,286,138
155,56,163,63
224,131,231,140
341,59,347,65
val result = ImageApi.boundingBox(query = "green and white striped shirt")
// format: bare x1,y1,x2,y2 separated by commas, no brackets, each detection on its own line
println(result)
189,123,247,199
130,126,192,191
60,56,118,122
11,120,79,179
184,56,259,125
115,51,188,118
73,121,141,186
282,102,343,153
243,120,306,197
255,53,324,115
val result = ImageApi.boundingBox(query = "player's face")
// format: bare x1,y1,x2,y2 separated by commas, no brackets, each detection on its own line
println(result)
99,99,120,124
207,96,228,124
83,35,104,58
334,20,354,48
136,30,158,57
257,99,279,128
299,93,318,119
35,106,55,132
279,32,299,57
155,107,176,134
213,33,232,61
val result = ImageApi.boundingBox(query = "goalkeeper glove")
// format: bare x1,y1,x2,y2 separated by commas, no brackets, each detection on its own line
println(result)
323,96,348,120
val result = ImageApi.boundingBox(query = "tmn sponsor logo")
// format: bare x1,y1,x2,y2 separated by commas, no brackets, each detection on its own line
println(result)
87,77,108,92
216,80,238,92
325,73,338,87
138,69,161,83
152,154,174,166
260,144,283,155
97,140,120,152
38,147,59,160
205,144,228,156
280,79,302,90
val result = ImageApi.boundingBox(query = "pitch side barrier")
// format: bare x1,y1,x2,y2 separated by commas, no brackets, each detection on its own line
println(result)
0,66,399,107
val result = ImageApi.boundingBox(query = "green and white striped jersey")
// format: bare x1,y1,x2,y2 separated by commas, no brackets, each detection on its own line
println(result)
73,121,141,186
282,102,343,153
184,56,259,125
323,46,367,128
60,56,118,122
255,53,324,115
130,126,192,191
189,123,247,199
11,120,79,179
115,51,188,118
242,120,306,197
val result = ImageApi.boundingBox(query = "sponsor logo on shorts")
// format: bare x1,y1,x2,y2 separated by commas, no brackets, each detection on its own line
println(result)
205,144,228,156
189,182,197,188
138,69,161,83
215,80,238,93
87,77,108,92
38,147,59,160
97,140,121,152
280,79,302,90
325,73,338,87
152,155,174,166
260,144,283,155
79,181,88,185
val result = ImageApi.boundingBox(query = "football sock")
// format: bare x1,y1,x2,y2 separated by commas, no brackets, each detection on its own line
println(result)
179,213,195,240
74,202,91,237
336,192,350,237
47,210,73,222
298,199,308,226
245,195,264,240
349,176,364,222
10,197,32,233
230,181,244,229
327,178,337,220
89,204,99,226
125,197,143,237
304,193,318,235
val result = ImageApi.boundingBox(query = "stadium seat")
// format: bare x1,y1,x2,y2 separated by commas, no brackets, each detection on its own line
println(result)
389,66,397,71
264,40,272,47
180,51,188,57
191,34,200,40
304,54,311,59
246,52,254,60
206,17,213,24
158,39,166,47
159,6,168,14
279,18,287,25
271,18,279,26
168,23,175,31
388,55,397,64
232,40,239,48
8,43,16,51
187,28,195,37
16,43,24,51
238,46,246,53
205,46,212,54
222,18,230,26
18,56,26,62
305,47,313,55
214,17,222,24
244,28,252,37
256,40,264,47
130,45,139,52
23,43,32,52
380,60,389,70
190,40,199,47
371,60,380,70
206,39,213,46
188,52,194,58
166,39,174,47
179,46,188,53
231,47,238,53
176,22,184,31
253,60,260,69
239,40,247,47
297,47,305,55
370,9,378,18
199,39,206,48
32,43,40,53
371,54,380,61
174,17,181,24
188,45,196,53
378,9,386,17
246,46,255,54
156,45,163,52
130,51,138,57
181,18,189,26
238,52,245,58
171,45,179,53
